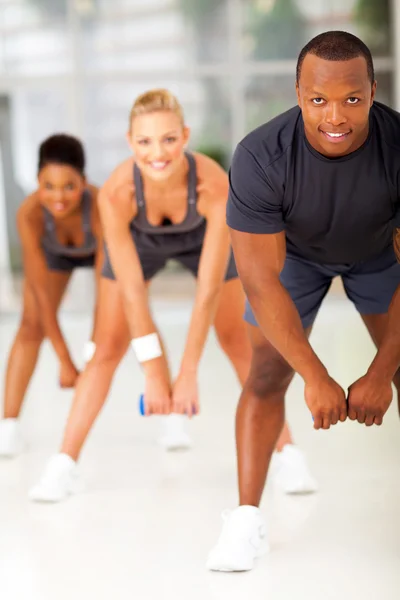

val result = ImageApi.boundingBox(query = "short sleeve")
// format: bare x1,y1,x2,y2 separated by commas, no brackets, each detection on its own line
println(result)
226,143,284,234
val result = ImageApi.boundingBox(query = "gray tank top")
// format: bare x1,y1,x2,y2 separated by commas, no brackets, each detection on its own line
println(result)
41,189,97,258
132,152,204,234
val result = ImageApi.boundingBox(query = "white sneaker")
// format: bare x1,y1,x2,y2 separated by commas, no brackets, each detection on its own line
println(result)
158,414,192,451
271,445,318,495
206,506,269,572
82,340,96,363
0,418,24,458
29,453,83,503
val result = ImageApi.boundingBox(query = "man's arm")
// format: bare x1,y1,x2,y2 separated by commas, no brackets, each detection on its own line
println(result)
346,231,400,426
231,229,347,429
230,229,326,382
365,230,400,380
227,142,346,428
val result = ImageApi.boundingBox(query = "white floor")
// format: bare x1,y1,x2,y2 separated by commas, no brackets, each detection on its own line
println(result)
1,287,400,600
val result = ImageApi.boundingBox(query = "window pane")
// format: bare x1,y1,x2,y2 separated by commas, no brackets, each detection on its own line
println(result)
0,0,70,75
374,72,394,106
11,87,69,191
80,0,229,73
82,77,232,183
0,0,66,27
242,0,391,61
245,75,297,132
3,28,70,75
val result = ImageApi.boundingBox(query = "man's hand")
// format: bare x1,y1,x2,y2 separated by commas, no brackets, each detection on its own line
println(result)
305,375,347,430
172,371,199,418
143,376,171,416
59,359,80,388
347,372,392,426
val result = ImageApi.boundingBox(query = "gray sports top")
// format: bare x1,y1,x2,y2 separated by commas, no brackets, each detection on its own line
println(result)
132,152,205,235
41,189,97,257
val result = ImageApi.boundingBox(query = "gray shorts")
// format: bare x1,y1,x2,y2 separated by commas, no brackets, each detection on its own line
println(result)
245,245,400,328
101,247,238,282
43,249,95,273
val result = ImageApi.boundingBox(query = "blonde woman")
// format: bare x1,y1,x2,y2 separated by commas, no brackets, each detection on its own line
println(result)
29,90,316,502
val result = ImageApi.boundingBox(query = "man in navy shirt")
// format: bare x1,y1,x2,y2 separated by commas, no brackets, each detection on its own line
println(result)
207,30,400,572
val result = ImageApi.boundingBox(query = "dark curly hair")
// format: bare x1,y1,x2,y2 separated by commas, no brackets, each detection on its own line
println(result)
38,134,85,176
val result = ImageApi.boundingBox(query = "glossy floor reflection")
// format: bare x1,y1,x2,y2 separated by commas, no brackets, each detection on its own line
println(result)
0,291,400,600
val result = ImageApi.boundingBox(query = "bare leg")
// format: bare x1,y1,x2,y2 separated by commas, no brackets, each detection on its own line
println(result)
213,278,294,452
3,272,70,419
60,278,130,460
235,323,313,506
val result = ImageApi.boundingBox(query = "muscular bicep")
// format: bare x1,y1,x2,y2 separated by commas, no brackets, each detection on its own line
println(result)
230,229,286,295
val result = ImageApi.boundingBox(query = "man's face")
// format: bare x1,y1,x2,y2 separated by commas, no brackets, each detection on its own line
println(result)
296,54,376,157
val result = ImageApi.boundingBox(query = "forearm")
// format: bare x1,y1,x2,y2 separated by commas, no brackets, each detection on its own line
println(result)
33,289,71,362
122,285,170,382
90,251,104,340
179,288,221,374
247,278,327,382
367,285,400,380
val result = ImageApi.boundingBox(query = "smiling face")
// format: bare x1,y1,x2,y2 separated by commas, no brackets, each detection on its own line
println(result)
127,111,190,182
296,54,376,157
37,164,85,218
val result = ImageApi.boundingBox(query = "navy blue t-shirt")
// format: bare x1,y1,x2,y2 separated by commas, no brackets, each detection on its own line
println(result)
227,102,400,264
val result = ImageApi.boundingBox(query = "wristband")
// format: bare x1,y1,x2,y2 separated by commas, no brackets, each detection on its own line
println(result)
131,333,162,363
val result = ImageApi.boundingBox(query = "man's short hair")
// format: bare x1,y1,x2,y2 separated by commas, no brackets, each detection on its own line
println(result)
296,31,375,84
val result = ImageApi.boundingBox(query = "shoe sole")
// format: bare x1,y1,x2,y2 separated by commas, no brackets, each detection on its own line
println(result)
158,438,192,451
29,477,84,503
207,541,269,572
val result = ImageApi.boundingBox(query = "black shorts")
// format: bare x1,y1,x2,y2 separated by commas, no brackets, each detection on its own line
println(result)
44,249,95,273
245,245,400,328
101,247,238,282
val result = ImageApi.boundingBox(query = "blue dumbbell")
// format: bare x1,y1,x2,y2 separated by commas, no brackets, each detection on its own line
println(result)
138,394,197,416
139,394,146,416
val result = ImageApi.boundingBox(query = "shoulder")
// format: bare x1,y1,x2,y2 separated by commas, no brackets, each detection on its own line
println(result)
371,101,400,151
192,151,228,191
17,192,43,231
98,158,136,223
101,157,134,195
86,183,100,200
238,106,301,171
192,151,227,177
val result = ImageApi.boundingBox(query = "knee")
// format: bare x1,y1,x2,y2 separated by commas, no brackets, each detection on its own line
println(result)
217,326,248,360
90,338,127,366
19,316,44,343
247,349,293,399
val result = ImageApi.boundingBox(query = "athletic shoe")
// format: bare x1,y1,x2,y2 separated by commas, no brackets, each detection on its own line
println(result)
206,505,269,572
270,444,318,494
158,414,192,451
0,418,24,458
29,453,83,502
